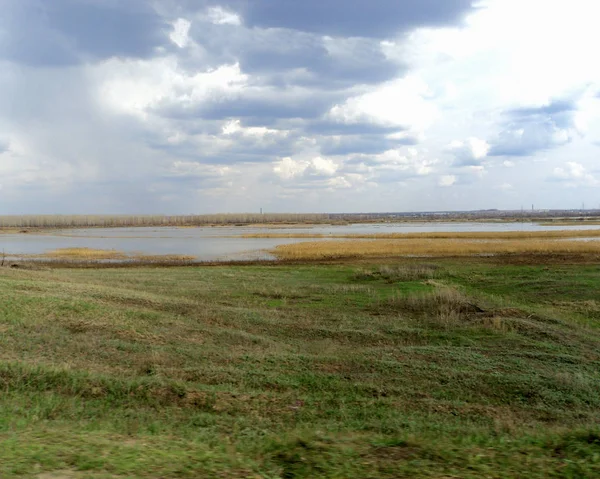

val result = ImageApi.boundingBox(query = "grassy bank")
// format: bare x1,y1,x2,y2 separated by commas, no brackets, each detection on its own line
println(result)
1,259,600,477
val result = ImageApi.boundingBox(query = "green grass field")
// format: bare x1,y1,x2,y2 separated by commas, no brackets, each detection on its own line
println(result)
1,258,600,478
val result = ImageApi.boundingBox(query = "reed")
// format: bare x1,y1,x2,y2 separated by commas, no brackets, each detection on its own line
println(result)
245,229,600,240
0,214,331,229
42,248,127,260
539,221,600,226
272,238,600,260
21,248,197,262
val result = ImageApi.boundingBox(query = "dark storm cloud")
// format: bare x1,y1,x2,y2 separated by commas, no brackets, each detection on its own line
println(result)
185,22,403,88
1,0,167,66
489,98,579,157
242,36,402,87
234,0,475,38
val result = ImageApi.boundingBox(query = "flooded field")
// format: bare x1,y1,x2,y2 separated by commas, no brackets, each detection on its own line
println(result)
2,222,600,262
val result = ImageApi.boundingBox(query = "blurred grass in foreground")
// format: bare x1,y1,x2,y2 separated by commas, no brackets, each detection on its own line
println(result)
1,259,599,477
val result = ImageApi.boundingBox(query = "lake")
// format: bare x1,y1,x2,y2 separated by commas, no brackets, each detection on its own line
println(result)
2,222,599,261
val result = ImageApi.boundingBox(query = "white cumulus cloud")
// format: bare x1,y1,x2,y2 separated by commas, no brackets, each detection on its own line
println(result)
170,18,191,48
438,175,457,187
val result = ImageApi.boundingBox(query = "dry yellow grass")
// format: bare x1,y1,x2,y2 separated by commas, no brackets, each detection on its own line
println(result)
245,229,600,240
42,248,127,260
272,238,600,260
539,221,600,226
22,248,197,263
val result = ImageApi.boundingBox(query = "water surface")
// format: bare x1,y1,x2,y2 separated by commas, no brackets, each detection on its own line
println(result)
2,222,599,261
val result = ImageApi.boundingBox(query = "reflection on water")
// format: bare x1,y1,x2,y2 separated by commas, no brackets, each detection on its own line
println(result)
2,222,600,262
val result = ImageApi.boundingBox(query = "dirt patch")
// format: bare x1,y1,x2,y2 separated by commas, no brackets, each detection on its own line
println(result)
486,253,600,265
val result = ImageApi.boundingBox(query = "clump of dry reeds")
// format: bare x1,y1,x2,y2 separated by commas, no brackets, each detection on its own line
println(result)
272,238,600,260
382,287,559,337
43,248,127,260
246,229,600,240
22,248,197,263
381,287,483,326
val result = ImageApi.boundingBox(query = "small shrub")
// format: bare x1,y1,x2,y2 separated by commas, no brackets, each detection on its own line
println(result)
383,287,485,326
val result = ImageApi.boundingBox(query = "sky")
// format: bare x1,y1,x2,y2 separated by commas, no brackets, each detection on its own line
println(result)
1,0,600,214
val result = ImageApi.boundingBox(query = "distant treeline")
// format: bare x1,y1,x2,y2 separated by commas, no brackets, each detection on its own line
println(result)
0,214,333,228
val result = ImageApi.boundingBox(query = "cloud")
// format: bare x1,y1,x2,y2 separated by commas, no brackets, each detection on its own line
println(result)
319,134,418,156
271,156,355,192
168,161,238,187
185,20,404,88
447,137,489,166
304,121,403,137
327,76,439,136
306,157,338,177
98,59,248,120
206,6,242,26
237,0,475,38
343,148,438,182
273,157,307,180
2,0,600,214
551,162,599,187
0,0,168,66
489,98,581,157
182,89,337,123
170,19,192,48
438,175,457,187
273,156,338,180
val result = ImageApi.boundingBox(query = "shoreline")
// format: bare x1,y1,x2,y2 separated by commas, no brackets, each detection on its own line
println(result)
4,251,599,269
